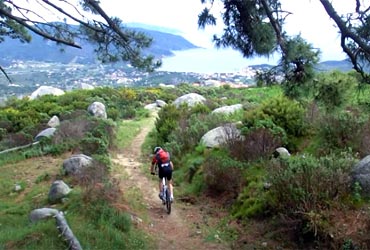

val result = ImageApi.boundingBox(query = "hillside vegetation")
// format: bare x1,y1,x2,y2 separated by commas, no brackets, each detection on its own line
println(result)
1,70,370,249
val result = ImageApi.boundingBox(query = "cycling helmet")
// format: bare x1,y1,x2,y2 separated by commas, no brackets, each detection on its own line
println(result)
154,146,161,153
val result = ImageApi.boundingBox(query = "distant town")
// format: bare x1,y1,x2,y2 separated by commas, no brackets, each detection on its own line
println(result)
0,60,263,99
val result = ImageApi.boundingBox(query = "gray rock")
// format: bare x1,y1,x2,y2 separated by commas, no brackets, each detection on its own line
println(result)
201,124,242,148
144,103,159,110
212,104,243,115
29,208,59,223
352,155,370,194
87,101,107,119
173,93,206,108
29,86,65,100
63,154,93,175
159,83,175,88
47,115,60,128
156,99,167,107
35,127,56,141
48,180,71,203
275,147,291,158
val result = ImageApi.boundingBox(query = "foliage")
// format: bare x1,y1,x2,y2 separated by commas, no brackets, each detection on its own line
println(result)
316,109,368,154
227,127,283,162
202,149,246,194
80,118,116,156
267,153,356,240
232,165,270,219
243,95,307,150
313,71,356,111
282,36,320,83
198,0,277,57
154,104,182,145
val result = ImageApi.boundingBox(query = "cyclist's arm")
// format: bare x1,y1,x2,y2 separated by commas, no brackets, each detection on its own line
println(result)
150,156,157,174
170,161,174,170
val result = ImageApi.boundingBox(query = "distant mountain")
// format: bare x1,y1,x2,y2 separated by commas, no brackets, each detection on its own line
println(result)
0,23,198,66
316,60,353,72
249,60,354,73
126,23,182,35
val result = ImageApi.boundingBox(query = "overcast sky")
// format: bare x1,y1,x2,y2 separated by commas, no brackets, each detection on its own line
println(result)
98,0,366,62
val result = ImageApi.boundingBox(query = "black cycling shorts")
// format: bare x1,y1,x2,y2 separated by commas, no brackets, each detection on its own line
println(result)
158,163,172,180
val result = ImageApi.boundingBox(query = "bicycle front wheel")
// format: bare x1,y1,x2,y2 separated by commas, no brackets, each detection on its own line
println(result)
165,188,171,214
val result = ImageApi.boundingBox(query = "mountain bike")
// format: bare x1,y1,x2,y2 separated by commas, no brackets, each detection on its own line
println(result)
161,176,171,214
154,165,172,215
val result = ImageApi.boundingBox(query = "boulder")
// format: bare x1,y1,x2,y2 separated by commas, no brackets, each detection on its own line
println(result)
212,104,243,115
352,155,370,195
63,154,93,175
47,115,60,128
156,99,167,107
144,103,158,110
159,83,175,88
48,180,71,203
30,86,65,100
173,93,206,108
274,147,291,158
201,124,242,148
35,127,56,141
29,208,59,223
87,101,107,119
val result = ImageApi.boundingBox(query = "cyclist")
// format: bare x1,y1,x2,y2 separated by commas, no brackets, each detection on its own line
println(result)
150,146,174,202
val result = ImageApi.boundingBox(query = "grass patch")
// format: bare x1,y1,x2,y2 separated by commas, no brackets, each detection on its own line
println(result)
115,116,154,149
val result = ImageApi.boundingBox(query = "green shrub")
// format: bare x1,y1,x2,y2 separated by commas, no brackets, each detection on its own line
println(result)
229,127,283,161
232,166,270,219
154,104,182,144
314,71,356,111
317,109,367,153
269,154,354,212
243,95,307,150
267,153,356,238
203,150,246,194
190,103,211,114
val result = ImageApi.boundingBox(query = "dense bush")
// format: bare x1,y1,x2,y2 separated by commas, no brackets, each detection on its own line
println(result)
227,127,283,162
267,153,356,240
202,150,246,195
243,95,307,150
154,104,182,145
314,71,356,111
316,109,367,154
232,165,269,219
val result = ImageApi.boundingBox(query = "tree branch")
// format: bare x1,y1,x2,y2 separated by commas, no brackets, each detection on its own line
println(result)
0,7,81,48
260,0,287,54
85,0,129,43
319,0,370,53
41,0,101,33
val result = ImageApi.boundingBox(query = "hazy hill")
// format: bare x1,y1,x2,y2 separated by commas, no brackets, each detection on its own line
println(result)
249,60,354,73
0,23,198,66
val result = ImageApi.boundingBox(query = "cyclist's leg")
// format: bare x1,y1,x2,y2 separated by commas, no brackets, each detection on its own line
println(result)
166,169,174,200
158,167,164,199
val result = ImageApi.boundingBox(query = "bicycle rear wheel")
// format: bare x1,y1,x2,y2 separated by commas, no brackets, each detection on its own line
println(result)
165,188,171,214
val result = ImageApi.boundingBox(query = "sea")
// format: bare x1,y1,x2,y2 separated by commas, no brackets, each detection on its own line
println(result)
160,47,278,74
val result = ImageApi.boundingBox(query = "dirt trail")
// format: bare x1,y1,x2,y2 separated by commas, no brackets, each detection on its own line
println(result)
112,114,228,250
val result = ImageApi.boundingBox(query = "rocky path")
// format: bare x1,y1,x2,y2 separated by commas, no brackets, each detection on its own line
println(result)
112,115,228,250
